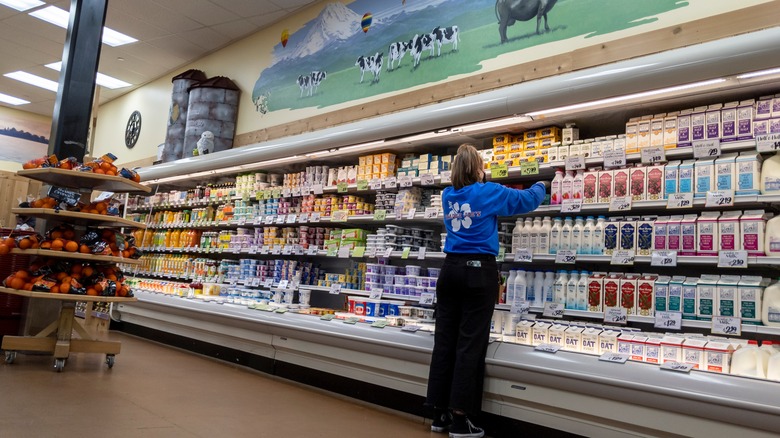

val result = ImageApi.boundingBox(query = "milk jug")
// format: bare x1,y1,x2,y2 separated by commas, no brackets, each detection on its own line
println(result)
506,270,517,305
554,271,568,304
551,170,564,204
511,219,523,253
764,216,780,256
572,216,584,253
593,216,606,255
577,271,589,311
562,170,575,200
539,217,552,254
767,351,780,381
520,218,532,249
533,271,545,306
543,271,555,303
762,279,780,327
760,151,780,194
730,341,766,378
566,271,579,309
561,217,573,251
550,217,563,254
582,216,595,255
513,270,528,306
529,218,542,254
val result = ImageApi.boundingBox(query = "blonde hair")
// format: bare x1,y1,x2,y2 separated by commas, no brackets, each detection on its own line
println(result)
451,143,484,189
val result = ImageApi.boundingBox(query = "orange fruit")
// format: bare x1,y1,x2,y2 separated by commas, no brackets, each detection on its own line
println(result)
50,239,64,251
71,264,83,275
49,285,60,294
50,230,63,240
106,170,116,176
94,169,105,175
32,199,44,208
23,283,33,291
0,244,9,255
9,277,24,290
61,276,71,285
64,241,78,252
59,161,72,170
117,286,128,297
100,161,111,171
63,229,75,240
86,287,98,296
82,267,95,278
40,241,52,250
107,274,118,282
94,283,104,293
132,174,141,183
79,244,90,254
17,238,32,250
60,282,70,294
15,270,30,280
121,250,130,258
55,272,67,281
2,237,15,248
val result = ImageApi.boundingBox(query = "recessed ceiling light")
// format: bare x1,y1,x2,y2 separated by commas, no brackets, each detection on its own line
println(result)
46,62,132,89
4,71,58,92
0,0,44,12
0,92,30,105
29,6,138,47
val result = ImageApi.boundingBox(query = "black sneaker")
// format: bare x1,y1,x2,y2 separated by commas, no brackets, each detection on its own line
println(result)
431,410,452,433
448,414,484,438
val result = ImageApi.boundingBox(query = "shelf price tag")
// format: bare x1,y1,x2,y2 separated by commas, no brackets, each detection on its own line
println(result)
402,325,421,333
248,246,259,255
331,210,349,222
534,344,561,354
419,293,435,306
406,208,417,219
705,190,734,207
282,188,291,197
401,247,411,259
320,314,336,321
611,250,635,266
520,160,539,176
330,283,343,295
337,182,349,193
292,187,301,197
251,278,261,287
307,245,319,256
369,288,383,300
489,162,509,178
384,177,397,189
711,316,742,336
661,361,694,373
640,146,666,164
260,245,270,255
440,171,452,184
275,215,286,224
417,247,426,260
423,207,439,219
382,247,394,258
352,246,366,258
278,280,289,289
373,209,387,221
271,246,282,255
310,212,321,223
543,302,565,318
609,196,632,212
654,311,682,330
312,184,324,195
420,174,435,186
756,134,780,153
282,246,292,255
666,192,693,209
599,352,629,364
357,180,369,191
496,247,506,262
365,247,377,258
326,247,338,257
338,246,352,258
555,249,576,264
693,139,721,158
514,248,533,263
343,317,360,324
718,250,748,268
560,199,583,213
286,214,298,224
603,150,627,168
565,156,586,171
371,320,388,328
651,250,678,267
603,307,628,325
510,300,530,315
264,215,275,224
369,178,382,190
399,176,413,188
298,213,309,223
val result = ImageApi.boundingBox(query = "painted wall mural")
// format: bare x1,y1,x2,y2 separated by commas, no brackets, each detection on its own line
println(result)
0,112,49,164
251,0,693,116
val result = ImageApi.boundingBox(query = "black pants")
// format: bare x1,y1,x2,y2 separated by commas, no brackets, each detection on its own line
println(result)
426,253,498,415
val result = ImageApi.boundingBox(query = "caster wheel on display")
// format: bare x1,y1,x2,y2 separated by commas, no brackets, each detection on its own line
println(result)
106,355,115,369
4,351,16,364
53,358,65,372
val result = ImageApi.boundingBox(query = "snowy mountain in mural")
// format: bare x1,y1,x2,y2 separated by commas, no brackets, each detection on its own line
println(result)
281,3,363,62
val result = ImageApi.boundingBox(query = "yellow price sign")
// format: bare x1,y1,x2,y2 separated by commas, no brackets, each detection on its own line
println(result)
490,162,509,178
337,182,349,193
520,161,539,176
357,180,369,191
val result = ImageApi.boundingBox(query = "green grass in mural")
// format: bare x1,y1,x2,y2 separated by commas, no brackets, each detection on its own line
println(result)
260,0,688,113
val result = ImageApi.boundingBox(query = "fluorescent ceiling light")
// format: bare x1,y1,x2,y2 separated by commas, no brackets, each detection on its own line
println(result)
46,62,131,89
526,78,727,116
458,115,533,132
737,68,780,79
4,71,58,92
338,140,385,153
565,64,657,81
0,92,30,105
0,0,43,11
30,6,137,47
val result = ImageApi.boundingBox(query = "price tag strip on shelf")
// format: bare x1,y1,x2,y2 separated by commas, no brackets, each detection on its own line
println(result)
520,160,539,176
357,180,369,191
312,184,324,195
440,171,452,184
654,311,682,330
609,196,632,212
651,250,678,267
489,162,508,178
560,199,583,213
278,280,289,289
611,250,635,266
667,193,693,209
543,302,564,318
417,247,426,260
599,352,629,364
352,246,366,258
307,245,319,256
420,174,435,186
693,139,721,158
705,190,734,207
603,150,627,168
338,246,353,258
330,283,343,295
369,179,382,190
496,247,506,263
640,146,666,164
423,207,439,219
384,177,397,189
399,176,413,188
371,320,389,328
514,248,533,263
565,156,586,171
718,250,748,268
603,307,628,325
419,293,435,306
660,361,694,373
369,288,383,300
555,250,576,264
406,208,417,219
756,134,780,153
373,209,387,221
711,316,742,336
320,314,336,321
337,182,349,193
534,344,561,354
343,317,360,324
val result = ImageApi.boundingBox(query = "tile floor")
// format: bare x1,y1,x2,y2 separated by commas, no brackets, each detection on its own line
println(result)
0,332,436,438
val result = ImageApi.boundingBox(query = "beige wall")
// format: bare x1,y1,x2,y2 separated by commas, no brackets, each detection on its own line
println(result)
0,105,51,172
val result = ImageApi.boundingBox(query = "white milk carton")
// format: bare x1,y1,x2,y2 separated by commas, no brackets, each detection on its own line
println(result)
625,118,640,152
548,323,567,349
691,106,708,142
616,333,633,356
587,273,606,313
679,214,698,256
740,210,768,256
738,276,764,324
654,216,668,251
580,328,602,355
629,165,647,201
637,275,656,317
706,104,723,140
645,335,663,364
663,112,678,149
613,135,626,154
682,337,708,369
697,211,720,256
636,116,652,152
716,275,741,317
564,325,585,352
647,163,664,200
599,329,620,354
718,210,742,251
531,321,551,346
655,276,671,313
661,335,685,363
650,114,666,148
694,158,715,198
715,153,737,192
677,109,693,147
696,275,719,321
580,139,593,158
705,340,735,373
662,161,678,199
558,144,570,161
637,216,654,256
630,335,648,362
737,99,755,140
590,138,604,158
682,277,699,320
736,152,762,195
515,319,535,345
755,95,773,120
666,215,683,252
721,101,738,142
620,273,640,315
568,141,582,158
678,160,695,195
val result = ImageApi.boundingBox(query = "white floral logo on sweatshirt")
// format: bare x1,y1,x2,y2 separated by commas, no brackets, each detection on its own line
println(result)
447,201,473,232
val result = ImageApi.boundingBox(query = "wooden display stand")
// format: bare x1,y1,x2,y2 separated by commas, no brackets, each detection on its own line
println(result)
1,168,149,371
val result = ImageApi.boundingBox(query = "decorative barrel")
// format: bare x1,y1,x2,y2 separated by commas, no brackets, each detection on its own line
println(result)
161,69,206,162
183,76,240,157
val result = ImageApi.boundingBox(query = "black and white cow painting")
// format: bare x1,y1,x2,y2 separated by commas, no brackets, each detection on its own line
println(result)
355,52,383,83
387,41,409,71
431,26,460,56
409,33,435,68
309,71,326,95
296,74,311,98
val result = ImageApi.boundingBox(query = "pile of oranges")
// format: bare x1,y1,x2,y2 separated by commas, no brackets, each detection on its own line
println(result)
3,261,132,297
29,197,58,209
20,153,141,183
78,200,111,215
27,196,115,217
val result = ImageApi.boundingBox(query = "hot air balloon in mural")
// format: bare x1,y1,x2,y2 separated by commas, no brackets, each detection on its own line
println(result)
281,29,289,47
361,13,372,33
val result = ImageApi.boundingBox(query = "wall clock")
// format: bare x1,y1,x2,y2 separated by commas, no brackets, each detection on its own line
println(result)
125,110,142,148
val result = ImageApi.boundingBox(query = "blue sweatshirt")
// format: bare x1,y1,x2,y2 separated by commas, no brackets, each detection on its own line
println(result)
442,181,546,256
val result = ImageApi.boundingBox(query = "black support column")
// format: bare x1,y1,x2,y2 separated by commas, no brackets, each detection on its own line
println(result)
48,0,108,161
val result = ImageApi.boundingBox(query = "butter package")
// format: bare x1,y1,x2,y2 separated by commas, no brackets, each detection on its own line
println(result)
564,326,584,352
716,275,741,317
493,134,513,146
682,338,708,369
694,158,715,197
697,274,719,321
625,118,639,152
691,106,708,142
677,109,693,147
650,114,666,147
654,275,671,312
663,112,678,148
580,328,601,355
706,104,723,140
738,99,755,140
547,145,560,162
721,101,738,142
524,140,541,151
614,135,627,154
523,130,539,142
636,115,652,151
664,161,680,198
538,126,561,139
682,277,699,320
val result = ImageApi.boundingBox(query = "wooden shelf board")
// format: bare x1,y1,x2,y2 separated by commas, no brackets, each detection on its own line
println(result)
11,208,146,229
10,248,142,265
0,286,137,303
17,168,151,194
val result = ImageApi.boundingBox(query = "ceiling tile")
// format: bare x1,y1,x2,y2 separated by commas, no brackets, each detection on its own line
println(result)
116,42,187,71
245,10,289,29
147,35,205,61
110,0,203,34
105,10,171,40
4,14,66,47
179,27,231,52
210,18,259,40
157,0,240,26
272,0,319,10
208,0,282,17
